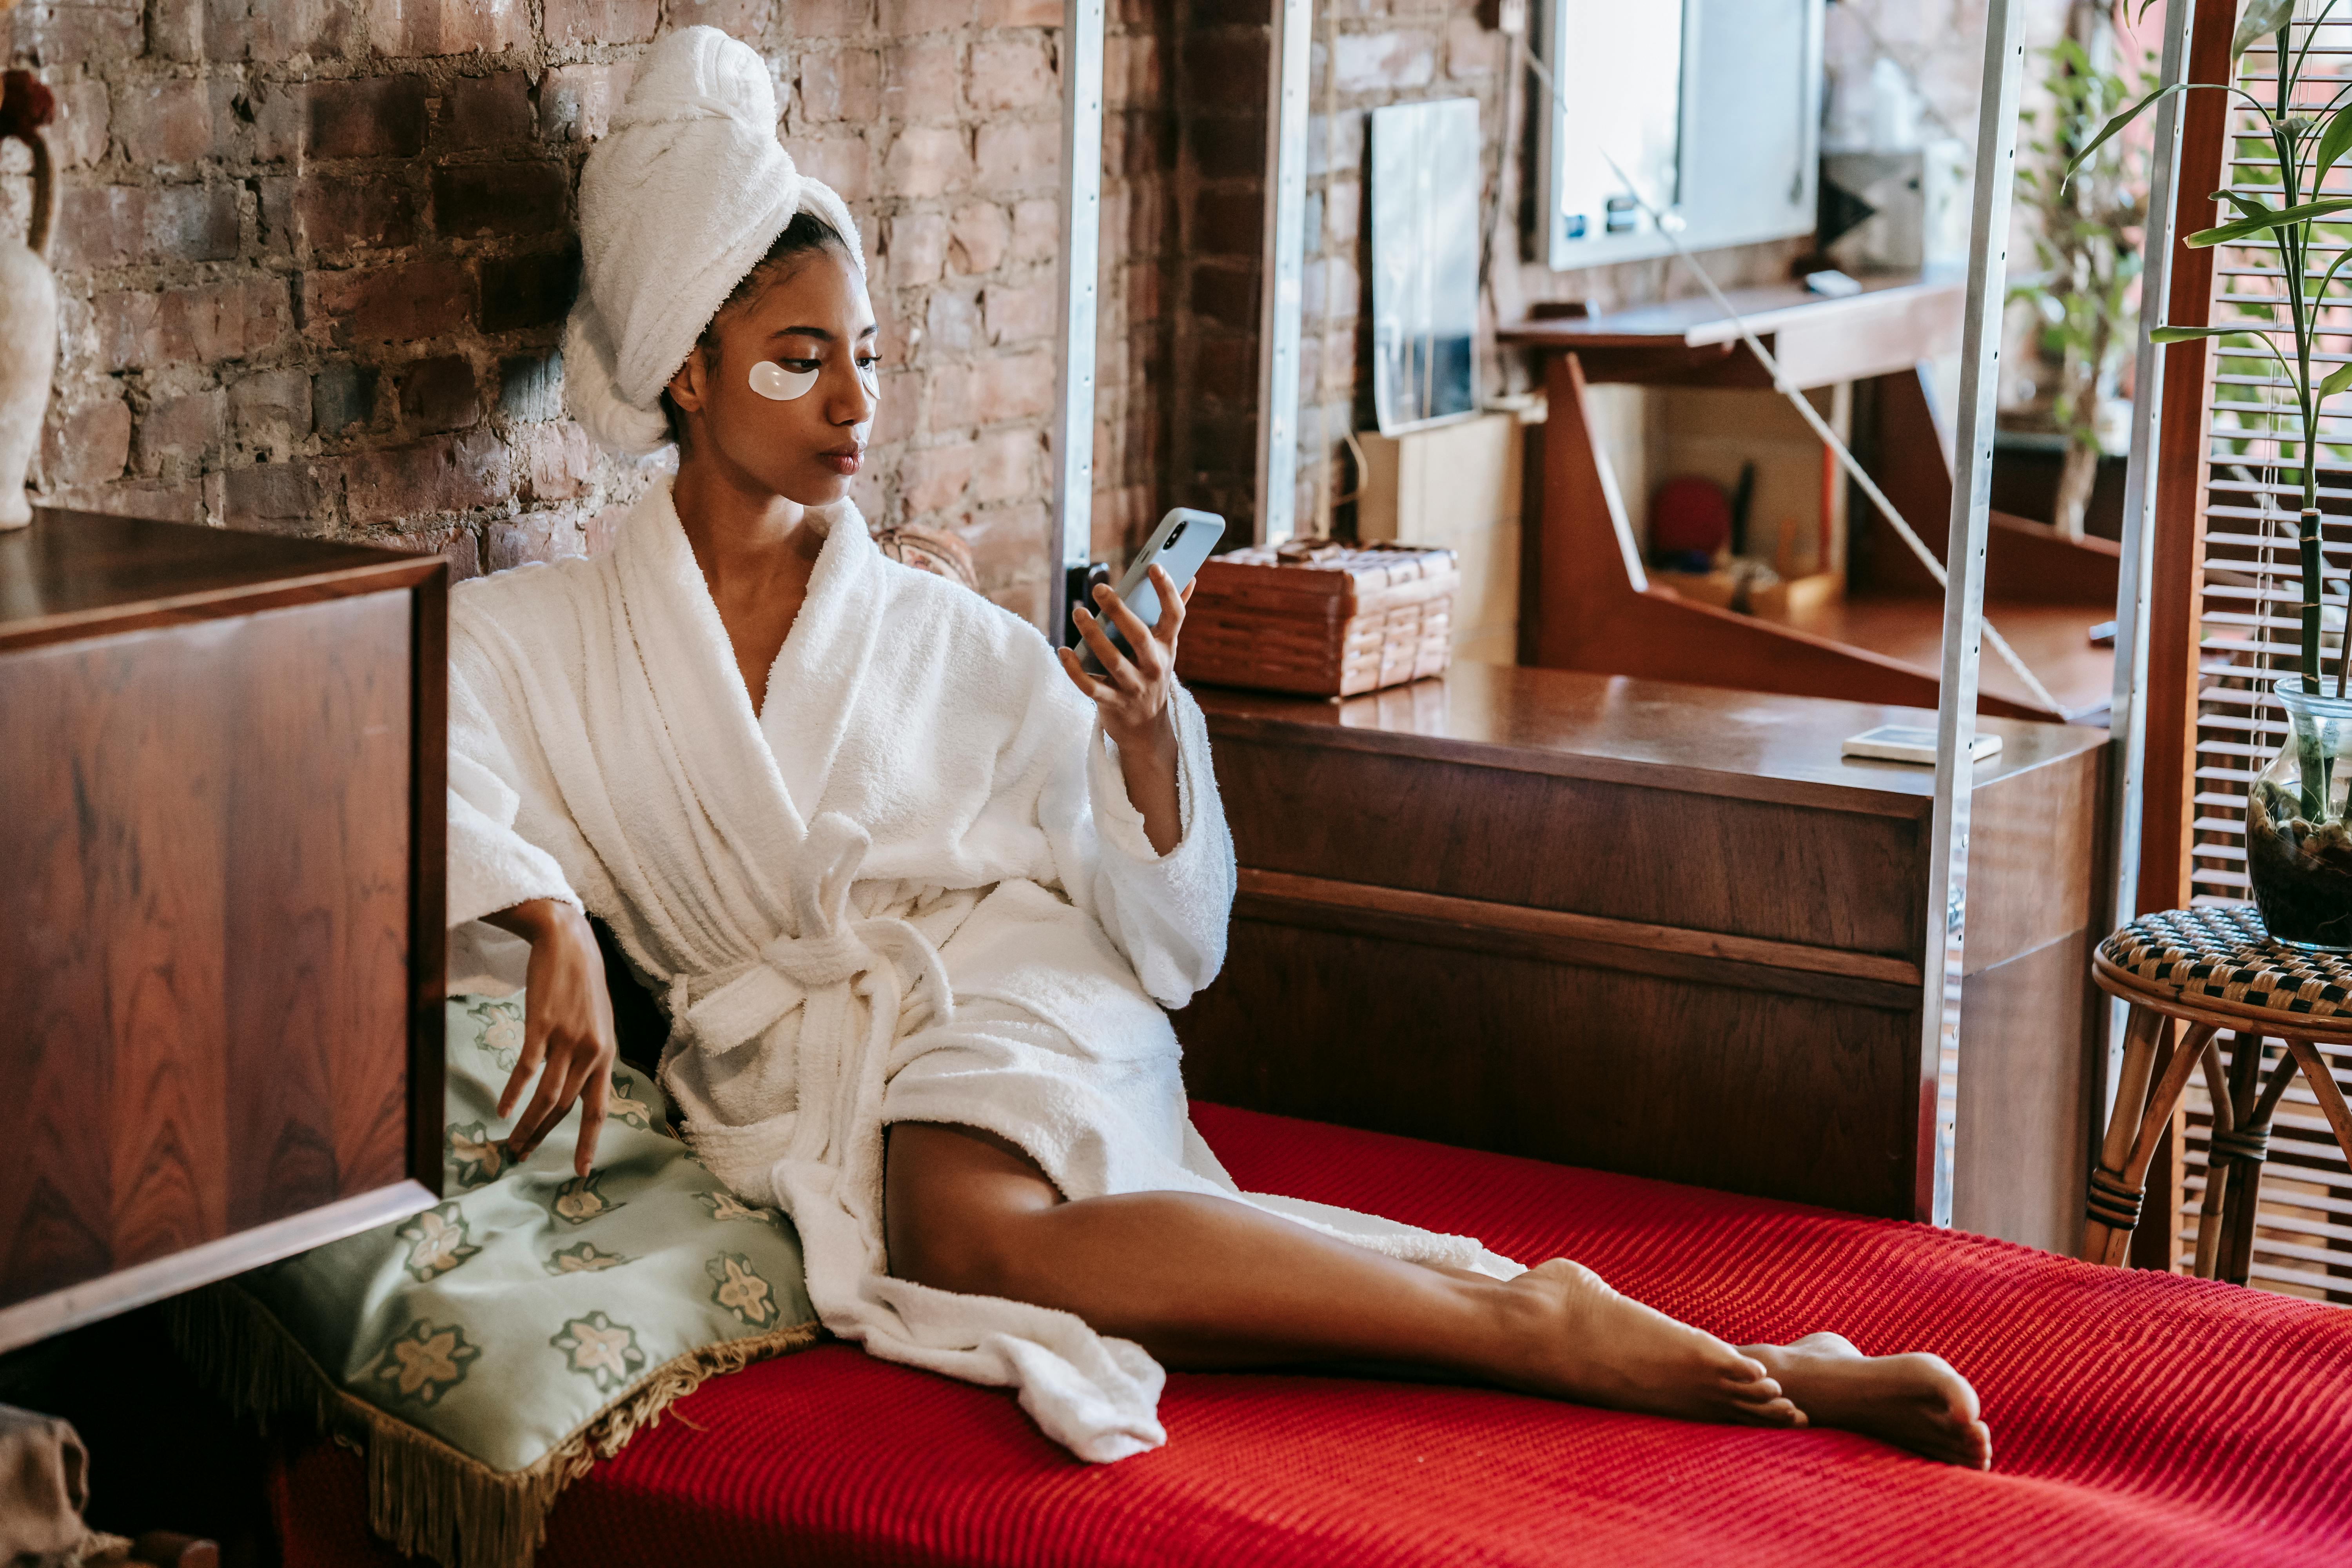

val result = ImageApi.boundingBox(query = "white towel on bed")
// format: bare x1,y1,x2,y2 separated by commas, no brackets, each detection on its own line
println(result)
444,480,1519,1461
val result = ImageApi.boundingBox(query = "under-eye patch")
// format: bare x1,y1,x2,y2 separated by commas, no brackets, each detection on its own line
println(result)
857,359,879,396
749,361,818,401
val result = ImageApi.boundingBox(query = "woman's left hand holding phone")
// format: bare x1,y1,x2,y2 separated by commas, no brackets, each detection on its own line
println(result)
1058,563,1194,855
481,898,619,1178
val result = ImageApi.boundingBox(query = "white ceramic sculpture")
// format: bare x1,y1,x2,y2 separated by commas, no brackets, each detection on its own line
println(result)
0,71,58,531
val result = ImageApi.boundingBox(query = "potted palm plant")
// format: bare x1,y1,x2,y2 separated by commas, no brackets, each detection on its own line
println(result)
2081,0,2352,948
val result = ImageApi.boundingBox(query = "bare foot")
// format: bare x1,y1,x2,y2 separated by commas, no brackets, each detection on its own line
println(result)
1745,1332,1991,1469
1489,1260,1803,1429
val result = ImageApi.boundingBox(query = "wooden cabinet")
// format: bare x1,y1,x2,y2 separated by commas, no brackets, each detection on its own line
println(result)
1178,664,2109,1253
0,508,445,1353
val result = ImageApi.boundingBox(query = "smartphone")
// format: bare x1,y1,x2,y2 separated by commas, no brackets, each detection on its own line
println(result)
1078,508,1226,675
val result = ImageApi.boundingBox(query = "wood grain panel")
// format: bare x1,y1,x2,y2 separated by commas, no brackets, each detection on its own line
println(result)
0,595,414,1312
1964,738,2110,973
1179,920,1922,1218
223,595,414,1230
1213,737,1929,959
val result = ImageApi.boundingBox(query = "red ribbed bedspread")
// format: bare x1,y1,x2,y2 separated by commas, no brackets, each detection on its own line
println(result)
276,1103,2352,1566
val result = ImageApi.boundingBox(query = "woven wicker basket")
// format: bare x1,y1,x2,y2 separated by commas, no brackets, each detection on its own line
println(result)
1175,540,1457,698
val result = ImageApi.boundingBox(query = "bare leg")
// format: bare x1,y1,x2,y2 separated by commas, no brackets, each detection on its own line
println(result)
884,1123,1799,1429
1743,1333,1992,1470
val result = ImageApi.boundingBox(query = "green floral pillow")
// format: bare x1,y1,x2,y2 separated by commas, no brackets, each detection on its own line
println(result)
171,993,819,1568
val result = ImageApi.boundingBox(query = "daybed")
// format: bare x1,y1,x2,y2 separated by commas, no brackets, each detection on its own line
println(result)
271,1103,2350,1567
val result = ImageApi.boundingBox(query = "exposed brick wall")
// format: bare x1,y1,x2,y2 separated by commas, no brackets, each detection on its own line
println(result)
5,0,1174,623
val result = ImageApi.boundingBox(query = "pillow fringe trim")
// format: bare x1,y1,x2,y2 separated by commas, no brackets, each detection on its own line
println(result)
164,1280,823,1568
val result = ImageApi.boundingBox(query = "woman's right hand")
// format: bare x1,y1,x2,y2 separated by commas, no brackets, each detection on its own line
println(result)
481,898,618,1177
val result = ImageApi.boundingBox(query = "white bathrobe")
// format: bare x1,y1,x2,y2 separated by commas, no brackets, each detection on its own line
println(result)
445,479,1516,1460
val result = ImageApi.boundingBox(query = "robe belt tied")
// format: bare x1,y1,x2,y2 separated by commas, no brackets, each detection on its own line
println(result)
666,811,955,1168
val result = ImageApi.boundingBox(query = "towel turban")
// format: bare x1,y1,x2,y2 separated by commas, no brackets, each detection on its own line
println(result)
564,25,866,456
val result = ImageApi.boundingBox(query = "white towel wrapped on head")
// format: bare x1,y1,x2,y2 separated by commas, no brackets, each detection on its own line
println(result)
564,25,863,457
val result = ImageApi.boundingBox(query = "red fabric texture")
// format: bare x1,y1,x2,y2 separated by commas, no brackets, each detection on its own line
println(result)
275,1104,2352,1566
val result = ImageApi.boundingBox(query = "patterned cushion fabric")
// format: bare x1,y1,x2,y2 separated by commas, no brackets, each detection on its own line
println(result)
271,1103,2352,1568
2101,905,2352,1022
172,994,818,1568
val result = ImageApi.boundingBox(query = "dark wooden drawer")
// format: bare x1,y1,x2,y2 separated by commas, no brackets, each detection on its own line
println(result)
0,510,446,1352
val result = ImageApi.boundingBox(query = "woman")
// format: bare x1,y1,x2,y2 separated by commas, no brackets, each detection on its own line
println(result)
450,25,1991,1469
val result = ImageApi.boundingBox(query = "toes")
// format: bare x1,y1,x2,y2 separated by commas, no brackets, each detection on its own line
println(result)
1730,1396,1804,1428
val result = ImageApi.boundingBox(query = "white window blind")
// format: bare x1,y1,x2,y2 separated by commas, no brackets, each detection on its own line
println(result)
2182,25,2352,1301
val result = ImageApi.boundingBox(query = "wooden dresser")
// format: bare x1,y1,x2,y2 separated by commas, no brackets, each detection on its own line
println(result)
1180,664,2110,1254
0,508,445,1354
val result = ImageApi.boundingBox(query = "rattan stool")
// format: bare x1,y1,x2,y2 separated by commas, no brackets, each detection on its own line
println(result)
2088,907,2352,1281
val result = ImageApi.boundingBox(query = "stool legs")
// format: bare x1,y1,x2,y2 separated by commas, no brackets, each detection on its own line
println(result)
2218,1041,2300,1287
2192,1036,2238,1279
2083,1011,2216,1268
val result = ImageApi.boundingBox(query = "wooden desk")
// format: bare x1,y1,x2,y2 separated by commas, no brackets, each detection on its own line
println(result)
1500,282,2119,723
0,509,445,1354
1178,664,2110,1252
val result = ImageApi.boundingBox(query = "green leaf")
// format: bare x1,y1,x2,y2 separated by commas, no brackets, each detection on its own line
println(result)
2321,361,2352,403
2150,324,2288,342
2235,0,2296,58
2218,189,2278,224
2320,103,2352,188
2066,82,2183,186
2186,196,2352,247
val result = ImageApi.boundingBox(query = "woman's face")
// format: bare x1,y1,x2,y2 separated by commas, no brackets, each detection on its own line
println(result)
666,245,878,506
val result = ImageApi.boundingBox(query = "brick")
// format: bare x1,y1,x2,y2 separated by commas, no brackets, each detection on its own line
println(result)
539,64,635,143
223,459,336,534
1107,33,1161,104
947,201,1009,274
961,500,1051,588
982,281,1054,345
797,50,882,125
112,78,214,165
486,510,585,571
973,120,1059,188
254,78,431,162
662,0,768,37
973,428,1042,502
792,131,876,203
399,355,481,432
1010,197,1058,263
979,0,1058,24
304,261,473,347
94,279,287,369
795,0,873,34
176,0,352,60
497,350,564,420
52,184,239,270
901,442,973,514
369,0,528,57
1180,33,1265,109
886,125,969,199
1333,30,1436,93
39,394,131,486
886,211,949,286
1191,113,1269,180
1189,260,1258,332
312,361,379,433
515,421,595,501
1299,253,1359,319
884,38,962,124
343,428,510,524
48,80,110,170
261,176,421,252
1191,185,1263,257
878,0,969,35
1324,178,1361,247
1444,14,1504,78
137,387,225,474
432,162,567,240
229,367,312,456
10,1,142,66
478,247,580,333
400,522,484,579
921,289,980,356
443,73,534,149
867,367,917,447
923,362,973,433
583,504,630,555
544,0,658,44
975,351,1054,421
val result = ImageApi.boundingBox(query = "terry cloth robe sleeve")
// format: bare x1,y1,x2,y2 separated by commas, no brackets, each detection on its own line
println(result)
446,627,583,929
1033,651,1236,1009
